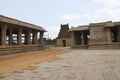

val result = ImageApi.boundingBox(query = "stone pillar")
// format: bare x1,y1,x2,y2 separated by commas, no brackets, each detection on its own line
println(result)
40,31,44,46
24,33,27,45
9,29,13,45
1,24,7,46
17,27,22,45
81,31,85,45
27,29,32,45
107,28,112,43
71,31,76,45
33,31,38,45
84,34,88,45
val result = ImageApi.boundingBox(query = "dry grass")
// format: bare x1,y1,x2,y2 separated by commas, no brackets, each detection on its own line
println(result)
0,49,69,76
23,65,37,70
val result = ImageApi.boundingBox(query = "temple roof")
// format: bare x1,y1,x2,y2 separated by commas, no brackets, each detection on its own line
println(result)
0,15,46,31
67,21,120,32
57,24,71,38
114,22,120,26
69,25,89,31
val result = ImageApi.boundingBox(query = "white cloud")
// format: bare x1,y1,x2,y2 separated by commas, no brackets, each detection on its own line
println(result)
62,14,80,21
61,13,97,21
44,26,60,39
61,7,120,25
93,7,120,21
84,14,92,19
93,0,120,6
91,0,120,22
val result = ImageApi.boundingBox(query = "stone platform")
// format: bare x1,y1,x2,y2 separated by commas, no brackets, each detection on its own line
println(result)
89,42,120,49
71,45,88,49
0,45,43,56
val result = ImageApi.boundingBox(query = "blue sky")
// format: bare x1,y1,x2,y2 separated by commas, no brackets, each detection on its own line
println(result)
0,0,120,39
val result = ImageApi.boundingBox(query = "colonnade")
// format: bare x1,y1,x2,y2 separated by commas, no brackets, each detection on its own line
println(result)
0,24,44,46
71,30,88,46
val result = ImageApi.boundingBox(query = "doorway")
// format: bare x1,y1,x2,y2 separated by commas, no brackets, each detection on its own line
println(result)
62,40,66,47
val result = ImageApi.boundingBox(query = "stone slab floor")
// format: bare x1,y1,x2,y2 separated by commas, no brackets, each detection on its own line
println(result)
1,50,120,80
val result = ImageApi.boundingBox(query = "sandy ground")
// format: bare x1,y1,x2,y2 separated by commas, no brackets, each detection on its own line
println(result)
1,49,120,80
0,49,69,77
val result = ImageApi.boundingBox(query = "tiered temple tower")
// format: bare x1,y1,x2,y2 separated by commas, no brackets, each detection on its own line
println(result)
57,24,72,47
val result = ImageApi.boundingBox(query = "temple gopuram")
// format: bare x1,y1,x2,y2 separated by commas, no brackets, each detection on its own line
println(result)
56,24,72,47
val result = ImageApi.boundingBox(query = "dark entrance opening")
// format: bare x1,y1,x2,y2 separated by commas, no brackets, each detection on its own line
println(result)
62,40,66,47
111,26,120,42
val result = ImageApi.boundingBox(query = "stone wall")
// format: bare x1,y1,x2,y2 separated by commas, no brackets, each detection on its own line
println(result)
89,25,109,44
89,22,120,49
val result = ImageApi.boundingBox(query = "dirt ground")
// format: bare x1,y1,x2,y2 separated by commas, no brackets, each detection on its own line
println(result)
0,49,69,77
1,49,120,80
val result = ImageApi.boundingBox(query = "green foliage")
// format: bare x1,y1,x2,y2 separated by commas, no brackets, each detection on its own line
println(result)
45,38,57,45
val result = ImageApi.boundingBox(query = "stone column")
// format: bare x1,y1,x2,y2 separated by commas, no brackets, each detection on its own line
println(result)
9,29,13,45
84,34,88,45
1,24,7,46
107,28,112,43
71,31,76,45
40,31,44,46
81,31,85,45
33,31,38,45
18,27,22,45
27,29,32,45
24,33,27,45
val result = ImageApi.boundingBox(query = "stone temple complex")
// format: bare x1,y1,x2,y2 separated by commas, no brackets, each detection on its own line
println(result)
69,21,120,49
1,15,120,56
56,21,120,49
0,15,46,55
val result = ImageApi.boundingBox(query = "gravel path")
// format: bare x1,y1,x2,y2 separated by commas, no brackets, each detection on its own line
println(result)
1,50,120,80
